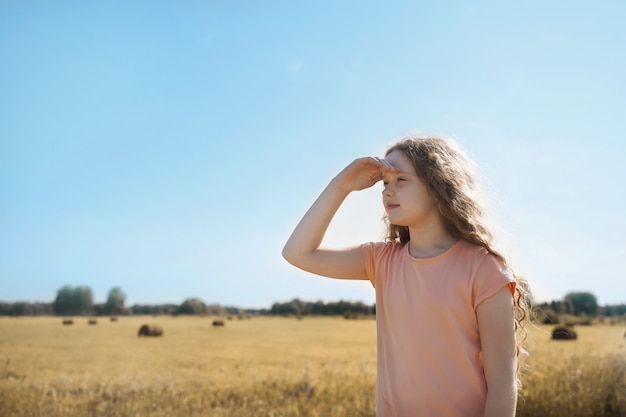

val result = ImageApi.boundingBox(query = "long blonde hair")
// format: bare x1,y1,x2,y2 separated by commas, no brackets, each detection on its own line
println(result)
385,135,529,381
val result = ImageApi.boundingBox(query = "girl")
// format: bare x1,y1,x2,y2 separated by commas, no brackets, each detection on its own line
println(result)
282,135,528,417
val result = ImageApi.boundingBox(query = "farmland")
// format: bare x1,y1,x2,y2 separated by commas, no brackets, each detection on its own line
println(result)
0,316,624,416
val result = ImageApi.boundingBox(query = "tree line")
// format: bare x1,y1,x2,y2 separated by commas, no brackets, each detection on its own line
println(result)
0,286,251,317
0,286,130,317
1,286,625,319
532,291,626,324
269,298,375,317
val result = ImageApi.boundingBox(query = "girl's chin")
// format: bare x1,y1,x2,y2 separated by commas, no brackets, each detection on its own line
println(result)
386,214,405,224
388,220,408,227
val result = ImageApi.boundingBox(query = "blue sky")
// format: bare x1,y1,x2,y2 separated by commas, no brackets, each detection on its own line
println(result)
1,1,625,308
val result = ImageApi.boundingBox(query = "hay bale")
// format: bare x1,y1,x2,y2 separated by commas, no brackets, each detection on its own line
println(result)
552,325,577,340
88,319,97,325
212,319,225,327
110,317,118,322
137,324,163,337
62,319,73,325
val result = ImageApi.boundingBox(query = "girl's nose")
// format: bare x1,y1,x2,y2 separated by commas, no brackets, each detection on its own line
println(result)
382,184,393,196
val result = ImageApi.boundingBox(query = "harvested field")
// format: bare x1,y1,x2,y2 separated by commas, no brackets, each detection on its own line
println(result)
0,316,623,416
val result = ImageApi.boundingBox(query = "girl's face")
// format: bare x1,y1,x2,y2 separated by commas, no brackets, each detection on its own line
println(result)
382,150,439,228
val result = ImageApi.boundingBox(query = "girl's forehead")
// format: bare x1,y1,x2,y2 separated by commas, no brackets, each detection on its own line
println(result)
385,150,414,171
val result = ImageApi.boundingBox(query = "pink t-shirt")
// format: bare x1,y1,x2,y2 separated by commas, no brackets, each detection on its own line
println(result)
362,240,515,417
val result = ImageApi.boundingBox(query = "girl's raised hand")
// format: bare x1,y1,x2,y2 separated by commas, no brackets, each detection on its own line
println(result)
335,157,397,192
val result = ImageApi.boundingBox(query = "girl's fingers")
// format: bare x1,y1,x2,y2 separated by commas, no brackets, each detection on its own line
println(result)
345,157,398,185
369,170,383,181
370,157,398,172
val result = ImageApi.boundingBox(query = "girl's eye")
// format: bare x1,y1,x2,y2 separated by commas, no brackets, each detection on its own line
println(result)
398,177,406,181
382,181,389,186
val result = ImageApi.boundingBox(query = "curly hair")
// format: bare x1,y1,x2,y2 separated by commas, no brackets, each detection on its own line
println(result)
385,135,529,385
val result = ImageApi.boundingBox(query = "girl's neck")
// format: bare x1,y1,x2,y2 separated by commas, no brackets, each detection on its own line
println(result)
406,224,458,259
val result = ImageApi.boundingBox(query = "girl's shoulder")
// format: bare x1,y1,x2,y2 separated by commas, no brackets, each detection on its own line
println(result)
455,240,501,262
362,240,405,257
361,241,406,285
455,241,514,282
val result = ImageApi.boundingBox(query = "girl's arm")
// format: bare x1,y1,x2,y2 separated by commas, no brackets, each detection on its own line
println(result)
476,287,518,417
282,157,394,280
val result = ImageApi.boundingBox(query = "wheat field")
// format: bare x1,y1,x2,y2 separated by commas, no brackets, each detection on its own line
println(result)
0,315,624,416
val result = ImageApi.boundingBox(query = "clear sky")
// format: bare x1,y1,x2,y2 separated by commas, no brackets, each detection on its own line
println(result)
1,1,625,308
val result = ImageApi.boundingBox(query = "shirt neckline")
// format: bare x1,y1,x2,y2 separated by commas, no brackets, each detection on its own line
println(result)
403,239,464,263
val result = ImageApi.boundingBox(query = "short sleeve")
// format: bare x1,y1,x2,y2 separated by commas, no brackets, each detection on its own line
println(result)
472,254,516,309
361,242,378,287
361,241,398,288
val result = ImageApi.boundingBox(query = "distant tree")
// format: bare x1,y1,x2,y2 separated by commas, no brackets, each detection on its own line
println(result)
177,298,206,315
53,285,94,316
550,300,565,314
206,303,227,315
75,286,95,314
311,300,327,315
288,298,306,315
0,303,12,315
54,286,73,315
131,304,149,315
564,292,598,316
93,303,105,316
104,287,127,315
276,298,306,315
601,303,626,317
131,304,178,315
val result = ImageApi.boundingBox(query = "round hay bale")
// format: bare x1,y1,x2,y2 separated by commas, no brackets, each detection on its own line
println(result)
552,325,577,340
88,319,97,325
62,319,74,325
212,319,225,327
137,324,163,337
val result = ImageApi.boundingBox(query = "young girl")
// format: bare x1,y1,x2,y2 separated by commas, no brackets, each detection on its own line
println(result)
282,135,528,417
